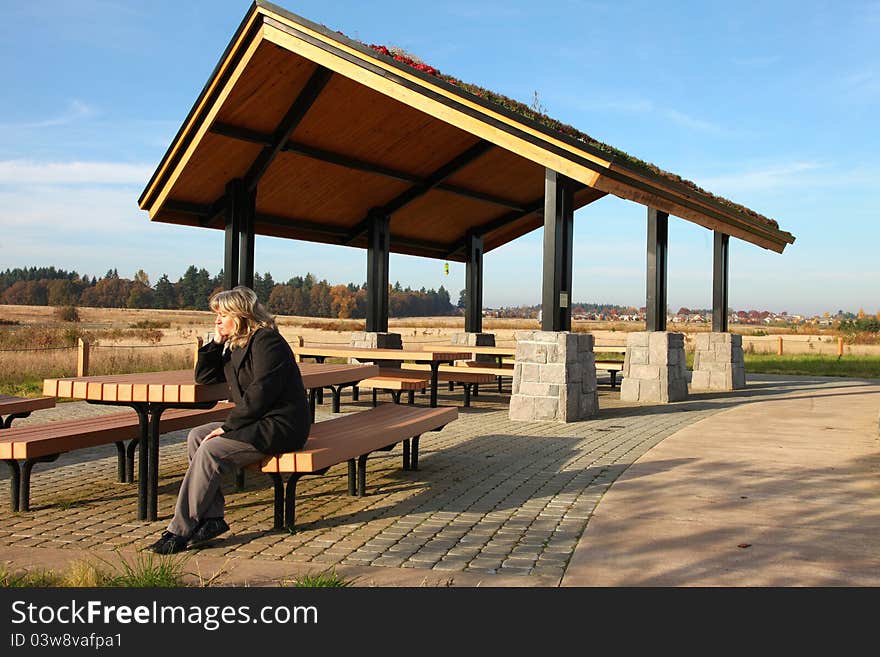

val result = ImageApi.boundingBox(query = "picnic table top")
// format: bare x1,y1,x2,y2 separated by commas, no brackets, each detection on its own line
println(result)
417,344,515,356
42,363,380,404
294,345,472,362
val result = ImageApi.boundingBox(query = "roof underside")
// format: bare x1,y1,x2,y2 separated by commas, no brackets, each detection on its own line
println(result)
139,1,795,261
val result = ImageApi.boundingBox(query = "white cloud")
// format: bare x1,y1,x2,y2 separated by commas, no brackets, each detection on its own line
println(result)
0,99,96,130
693,161,825,195
572,97,725,134
0,160,153,185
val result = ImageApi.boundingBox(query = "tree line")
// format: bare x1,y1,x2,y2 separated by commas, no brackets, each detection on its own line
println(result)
0,266,457,319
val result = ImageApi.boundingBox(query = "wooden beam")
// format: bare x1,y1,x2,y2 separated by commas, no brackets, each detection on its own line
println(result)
542,170,574,332
210,122,527,212
243,65,333,192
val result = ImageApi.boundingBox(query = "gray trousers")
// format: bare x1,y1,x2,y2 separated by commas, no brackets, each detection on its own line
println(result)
167,422,264,537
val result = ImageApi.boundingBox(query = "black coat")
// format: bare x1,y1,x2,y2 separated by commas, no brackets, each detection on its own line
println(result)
194,327,311,454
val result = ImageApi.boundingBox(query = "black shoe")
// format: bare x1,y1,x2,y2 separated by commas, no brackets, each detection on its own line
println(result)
147,531,188,555
188,518,230,546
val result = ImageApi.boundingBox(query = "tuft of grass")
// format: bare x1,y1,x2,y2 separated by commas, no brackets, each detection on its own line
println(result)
284,569,354,587
97,551,189,587
1,552,190,588
0,565,63,587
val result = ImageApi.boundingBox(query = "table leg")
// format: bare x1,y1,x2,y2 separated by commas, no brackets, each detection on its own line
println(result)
429,363,440,408
133,406,149,521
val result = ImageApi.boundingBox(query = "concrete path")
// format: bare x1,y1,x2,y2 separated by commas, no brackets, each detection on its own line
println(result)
562,376,880,586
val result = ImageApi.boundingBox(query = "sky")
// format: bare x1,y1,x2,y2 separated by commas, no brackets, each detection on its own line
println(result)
0,0,877,317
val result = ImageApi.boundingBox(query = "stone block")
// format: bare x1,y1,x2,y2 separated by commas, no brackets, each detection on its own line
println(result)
534,397,559,421
541,362,572,384
690,370,711,389
627,332,649,348
520,363,541,382
619,378,640,401
508,395,535,421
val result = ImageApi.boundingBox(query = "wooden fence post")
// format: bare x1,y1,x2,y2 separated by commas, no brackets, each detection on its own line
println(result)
777,336,783,355
837,337,844,357
294,336,304,363
194,337,203,367
77,338,89,377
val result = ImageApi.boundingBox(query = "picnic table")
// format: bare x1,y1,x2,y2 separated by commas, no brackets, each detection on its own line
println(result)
293,345,471,407
42,363,379,521
418,344,515,367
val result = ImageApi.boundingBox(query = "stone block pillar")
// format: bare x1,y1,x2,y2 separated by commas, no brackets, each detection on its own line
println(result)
451,332,495,364
509,331,598,422
690,332,745,390
350,331,402,367
620,331,688,403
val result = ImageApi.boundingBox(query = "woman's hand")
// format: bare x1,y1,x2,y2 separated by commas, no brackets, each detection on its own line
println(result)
204,427,225,441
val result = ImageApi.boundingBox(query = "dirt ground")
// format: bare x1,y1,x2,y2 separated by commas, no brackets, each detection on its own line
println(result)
2,304,878,356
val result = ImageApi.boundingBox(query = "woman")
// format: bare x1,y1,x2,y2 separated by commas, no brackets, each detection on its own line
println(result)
148,286,311,554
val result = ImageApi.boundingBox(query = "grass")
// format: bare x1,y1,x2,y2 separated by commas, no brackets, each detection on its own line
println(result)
283,569,355,587
742,354,880,379
0,551,189,587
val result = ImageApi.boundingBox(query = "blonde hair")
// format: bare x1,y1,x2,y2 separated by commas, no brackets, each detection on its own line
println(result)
209,286,276,349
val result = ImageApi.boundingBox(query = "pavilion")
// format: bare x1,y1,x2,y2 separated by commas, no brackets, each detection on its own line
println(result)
139,1,795,419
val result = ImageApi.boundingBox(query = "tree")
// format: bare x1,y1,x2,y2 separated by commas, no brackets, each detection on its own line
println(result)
153,274,177,309
457,289,466,309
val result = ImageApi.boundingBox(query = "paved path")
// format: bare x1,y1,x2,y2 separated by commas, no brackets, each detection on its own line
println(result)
1,374,877,586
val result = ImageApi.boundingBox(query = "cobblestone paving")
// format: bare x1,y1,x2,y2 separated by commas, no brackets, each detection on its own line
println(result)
0,383,739,581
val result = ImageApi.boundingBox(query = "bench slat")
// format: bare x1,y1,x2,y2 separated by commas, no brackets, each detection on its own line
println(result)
257,404,457,473
0,396,56,417
0,403,234,460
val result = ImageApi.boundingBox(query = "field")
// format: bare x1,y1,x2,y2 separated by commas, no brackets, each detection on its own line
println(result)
1,304,878,396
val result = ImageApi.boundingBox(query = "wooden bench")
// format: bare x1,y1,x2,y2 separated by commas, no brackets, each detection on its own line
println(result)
250,404,457,530
400,363,496,405
0,402,234,511
354,368,431,406
0,395,56,429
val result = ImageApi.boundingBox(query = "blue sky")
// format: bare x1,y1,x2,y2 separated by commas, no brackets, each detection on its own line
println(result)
1,0,877,317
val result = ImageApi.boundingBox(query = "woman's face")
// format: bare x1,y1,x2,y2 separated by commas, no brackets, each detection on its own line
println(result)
215,311,236,340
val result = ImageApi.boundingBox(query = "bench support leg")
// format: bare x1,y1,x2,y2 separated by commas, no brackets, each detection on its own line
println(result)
372,389,378,407
402,439,410,470
125,439,138,483
356,454,369,496
2,411,31,429
347,459,356,495
407,390,415,405
235,470,245,491
498,376,503,393
463,384,472,407
610,371,618,388
330,386,342,413
390,390,401,404
411,435,421,470
114,441,126,483
4,460,21,512
19,454,59,512
308,389,317,423
352,386,359,402
473,384,479,398
448,381,455,391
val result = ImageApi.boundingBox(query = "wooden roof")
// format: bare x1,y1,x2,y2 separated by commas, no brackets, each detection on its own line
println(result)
139,1,795,260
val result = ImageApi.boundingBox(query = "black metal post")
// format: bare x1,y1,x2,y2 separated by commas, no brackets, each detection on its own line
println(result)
712,231,729,332
366,210,390,332
646,207,669,331
238,185,256,290
465,233,484,333
223,179,242,290
541,169,574,332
